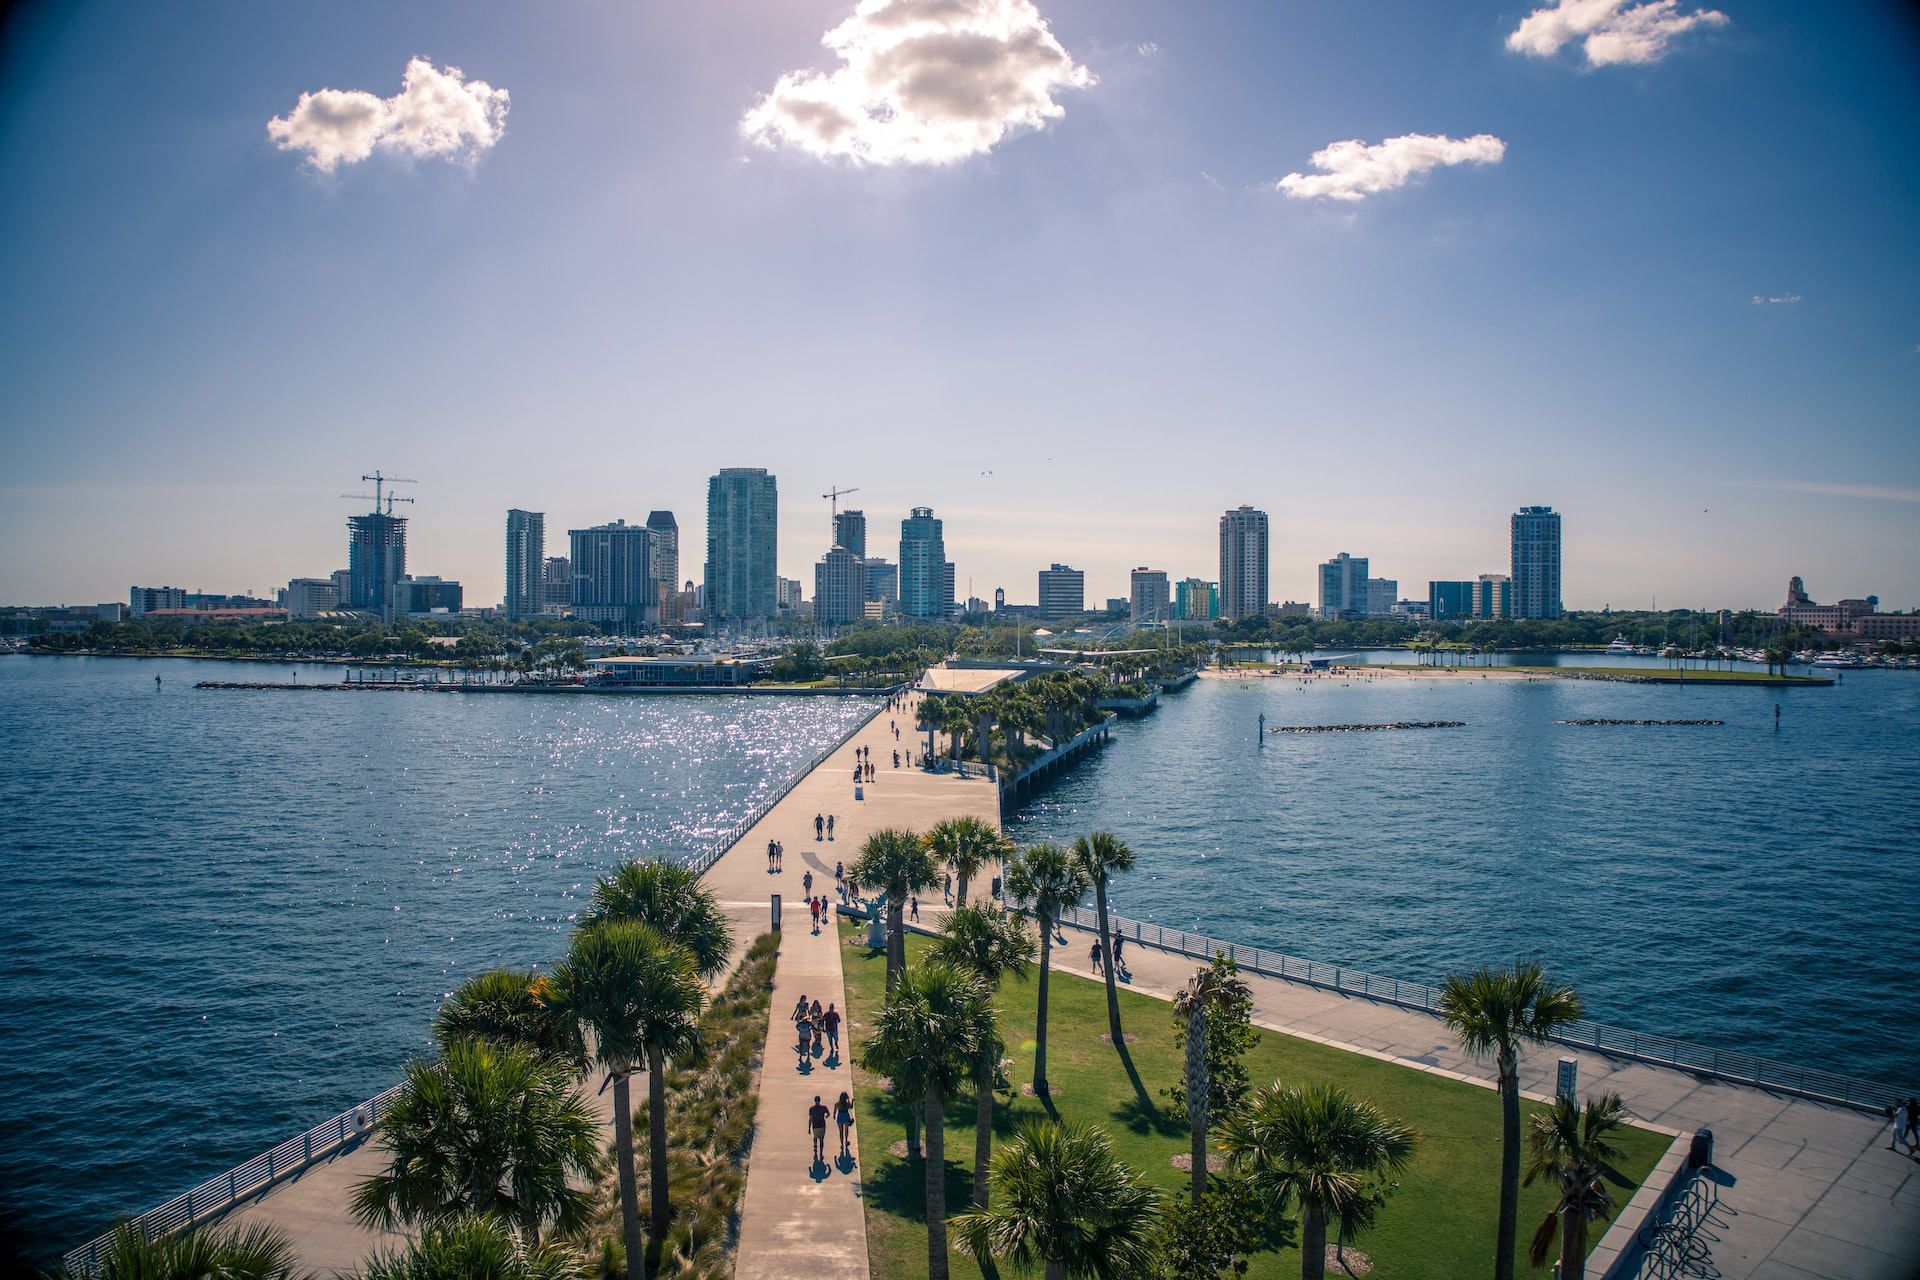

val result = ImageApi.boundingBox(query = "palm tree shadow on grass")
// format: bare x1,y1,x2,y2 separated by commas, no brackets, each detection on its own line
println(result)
863,1149,975,1224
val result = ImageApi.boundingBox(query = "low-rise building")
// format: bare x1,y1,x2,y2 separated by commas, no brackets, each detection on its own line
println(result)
390,576,463,618
284,578,340,620
587,655,772,686
129,586,187,617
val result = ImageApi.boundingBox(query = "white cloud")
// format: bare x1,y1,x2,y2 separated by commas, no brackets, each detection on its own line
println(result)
1507,0,1728,67
1276,133,1506,202
1731,480,1920,504
740,0,1094,166
1751,294,1802,305
1138,42,1160,57
268,57,509,173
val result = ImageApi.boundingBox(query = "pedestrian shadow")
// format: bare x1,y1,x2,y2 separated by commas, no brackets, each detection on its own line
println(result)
835,1150,857,1175
810,1155,831,1182
824,1046,842,1070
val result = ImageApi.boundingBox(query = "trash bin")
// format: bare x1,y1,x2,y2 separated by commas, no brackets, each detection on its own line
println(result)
1688,1128,1713,1169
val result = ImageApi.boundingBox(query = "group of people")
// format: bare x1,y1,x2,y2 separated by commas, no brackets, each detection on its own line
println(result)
1089,933,1129,978
764,839,786,872
806,1091,856,1162
814,812,835,841
790,993,843,1061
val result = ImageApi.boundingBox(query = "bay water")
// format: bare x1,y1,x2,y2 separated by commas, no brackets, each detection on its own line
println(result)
0,657,875,1260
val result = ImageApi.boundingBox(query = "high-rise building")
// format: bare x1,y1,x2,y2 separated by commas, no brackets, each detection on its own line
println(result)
1130,568,1171,623
506,509,545,620
543,557,571,609
862,558,898,608
775,576,801,617
1511,506,1563,619
569,520,655,630
1174,578,1219,621
347,511,407,621
1474,573,1513,619
943,563,957,616
814,546,866,625
646,511,680,620
1036,564,1085,621
128,586,187,617
1429,581,1474,621
705,468,778,621
283,578,338,619
1365,578,1398,618
1218,506,1270,621
898,508,952,618
834,509,867,559
1317,553,1370,620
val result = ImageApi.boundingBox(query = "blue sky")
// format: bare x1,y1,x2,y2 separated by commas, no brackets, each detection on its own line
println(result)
1,0,1915,612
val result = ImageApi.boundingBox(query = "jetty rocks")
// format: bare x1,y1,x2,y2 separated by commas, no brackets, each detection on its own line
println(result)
1557,718,1723,727
1268,721,1465,734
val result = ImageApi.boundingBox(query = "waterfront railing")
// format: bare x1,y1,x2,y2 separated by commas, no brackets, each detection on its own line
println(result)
61,1083,404,1274
1052,904,1901,1113
62,688,903,1273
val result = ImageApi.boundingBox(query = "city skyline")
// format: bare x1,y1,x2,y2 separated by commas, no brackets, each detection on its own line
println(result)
2,1,1917,610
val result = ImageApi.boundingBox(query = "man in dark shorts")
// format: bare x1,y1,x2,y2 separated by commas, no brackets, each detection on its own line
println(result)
808,1095,830,1162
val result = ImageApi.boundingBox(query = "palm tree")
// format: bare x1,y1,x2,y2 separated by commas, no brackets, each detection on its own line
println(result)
1525,1092,1630,1280
1439,963,1586,1280
1172,960,1253,1203
951,1119,1162,1280
432,968,580,1066
860,963,996,1280
926,815,1010,908
546,920,705,1280
1069,832,1136,1050
581,858,735,980
349,1040,601,1242
930,904,1037,1206
849,827,939,990
1219,1081,1420,1280
74,1221,307,1280
351,1215,588,1280
1001,843,1088,1096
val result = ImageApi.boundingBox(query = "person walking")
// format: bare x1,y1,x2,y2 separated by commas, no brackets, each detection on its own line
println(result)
823,1002,842,1056
791,995,811,1057
809,897,821,934
909,895,920,923
774,841,783,870
826,814,835,840
1111,932,1126,972
834,1091,855,1157
1906,1098,1920,1155
943,872,953,905
808,1095,830,1163
893,749,900,769
803,870,814,896
815,813,825,840
835,860,844,882
767,839,776,873
1090,939,1104,974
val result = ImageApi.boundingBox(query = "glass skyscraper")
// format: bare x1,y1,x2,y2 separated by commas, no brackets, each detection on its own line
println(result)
705,468,778,620
505,509,544,620
898,507,952,618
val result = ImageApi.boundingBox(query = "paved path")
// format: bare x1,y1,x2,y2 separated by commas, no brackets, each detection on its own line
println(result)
1040,916,1919,1280
703,687,1000,1280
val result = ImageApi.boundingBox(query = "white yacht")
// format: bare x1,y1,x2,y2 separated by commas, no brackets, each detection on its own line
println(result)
1811,653,1861,668
1604,636,1637,657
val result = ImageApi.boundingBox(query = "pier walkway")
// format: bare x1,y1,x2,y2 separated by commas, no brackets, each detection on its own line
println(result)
1041,915,1918,1280
701,688,999,1280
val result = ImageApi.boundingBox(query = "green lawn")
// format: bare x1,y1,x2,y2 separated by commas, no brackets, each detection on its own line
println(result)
840,924,1670,1280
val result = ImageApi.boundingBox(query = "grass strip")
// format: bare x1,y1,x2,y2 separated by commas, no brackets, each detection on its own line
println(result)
841,924,1668,1280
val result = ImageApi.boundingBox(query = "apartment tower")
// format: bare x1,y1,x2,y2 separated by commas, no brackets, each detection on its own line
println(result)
1218,506,1270,621
705,468,778,621
1510,506,1563,619
505,509,545,620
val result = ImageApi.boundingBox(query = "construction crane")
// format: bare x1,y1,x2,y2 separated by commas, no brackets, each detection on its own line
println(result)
822,485,860,518
341,471,416,515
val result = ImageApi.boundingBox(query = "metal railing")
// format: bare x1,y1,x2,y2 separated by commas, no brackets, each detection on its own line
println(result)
61,1083,404,1274
1050,904,1903,1112
60,692,901,1272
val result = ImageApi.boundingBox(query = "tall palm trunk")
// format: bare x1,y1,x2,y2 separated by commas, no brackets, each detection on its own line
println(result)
955,872,969,908
1301,1198,1329,1280
1496,1048,1520,1280
1043,1263,1067,1280
611,1071,646,1280
887,900,906,990
973,1074,993,1207
1185,1006,1208,1202
1095,879,1122,1047
647,1044,670,1248
1559,1205,1589,1280
925,1084,949,1280
1033,919,1054,1092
